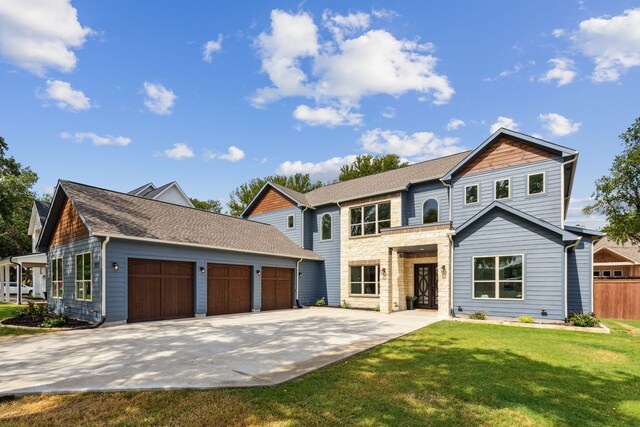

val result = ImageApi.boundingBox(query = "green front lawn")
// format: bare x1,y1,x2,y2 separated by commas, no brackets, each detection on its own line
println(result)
1,320,639,426
0,303,47,337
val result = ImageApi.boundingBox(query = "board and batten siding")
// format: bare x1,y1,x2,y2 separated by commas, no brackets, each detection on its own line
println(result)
48,236,102,322
249,207,302,246
567,236,593,314
309,205,341,305
453,209,565,320
404,181,450,226
104,238,312,322
451,158,563,228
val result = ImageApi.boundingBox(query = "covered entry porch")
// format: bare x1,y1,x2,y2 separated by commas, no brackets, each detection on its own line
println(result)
0,252,47,304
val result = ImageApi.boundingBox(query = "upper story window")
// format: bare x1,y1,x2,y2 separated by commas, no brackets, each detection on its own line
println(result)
494,178,510,200
287,215,294,229
528,172,545,195
51,257,63,299
75,253,92,301
422,199,439,224
321,214,332,240
465,184,479,205
473,255,523,300
350,202,391,237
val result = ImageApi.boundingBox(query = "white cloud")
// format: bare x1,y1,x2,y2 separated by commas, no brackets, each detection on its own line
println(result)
252,9,453,124
570,8,640,82
162,143,193,159
538,113,581,137
277,155,358,181
381,107,395,119
484,63,523,82
203,34,223,62
539,58,576,86
293,104,363,127
60,131,131,146
360,128,465,161
371,9,399,20
552,28,565,38
204,146,246,162
566,195,606,230
446,118,465,131
490,116,519,134
143,82,177,115
0,0,92,75
44,79,91,111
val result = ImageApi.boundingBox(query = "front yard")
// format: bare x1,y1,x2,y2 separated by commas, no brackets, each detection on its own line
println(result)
0,303,47,338
0,319,638,426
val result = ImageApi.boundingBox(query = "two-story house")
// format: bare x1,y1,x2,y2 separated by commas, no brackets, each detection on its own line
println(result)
36,129,599,324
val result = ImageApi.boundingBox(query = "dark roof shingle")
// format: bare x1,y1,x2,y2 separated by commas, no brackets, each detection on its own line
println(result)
34,200,50,225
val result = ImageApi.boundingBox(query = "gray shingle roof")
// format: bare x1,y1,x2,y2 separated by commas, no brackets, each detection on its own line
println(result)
269,182,312,207
60,181,322,260
302,151,471,206
34,200,50,225
128,182,155,196
594,236,640,263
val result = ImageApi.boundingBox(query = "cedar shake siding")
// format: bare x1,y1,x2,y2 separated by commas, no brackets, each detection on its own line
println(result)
247,187,297,216
50,198,89,248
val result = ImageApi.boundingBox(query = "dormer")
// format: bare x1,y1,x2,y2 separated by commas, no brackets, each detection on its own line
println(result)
128,181,194,208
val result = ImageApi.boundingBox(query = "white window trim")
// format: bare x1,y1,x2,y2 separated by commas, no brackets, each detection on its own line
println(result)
593,270,601,277
51,257,63,299
349,200,391,237
320,213,332,241
287,214,295,229
527,172,546,196
349,265,380,296
75,252,93,302
472,254,524,301
494,178,511,201
613,270,623,277
602,270,612,277
464,184,480,205
422,198,440,224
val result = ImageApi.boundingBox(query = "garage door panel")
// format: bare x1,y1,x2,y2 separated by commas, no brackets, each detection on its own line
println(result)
161,277,194,318
261,267,293,311
128,277,163,322
207,264,252,315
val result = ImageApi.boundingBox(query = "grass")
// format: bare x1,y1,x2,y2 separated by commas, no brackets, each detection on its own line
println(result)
0,303,48,337
0,319,639,426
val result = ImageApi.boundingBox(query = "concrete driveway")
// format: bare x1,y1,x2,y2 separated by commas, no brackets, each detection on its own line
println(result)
0,308,441,395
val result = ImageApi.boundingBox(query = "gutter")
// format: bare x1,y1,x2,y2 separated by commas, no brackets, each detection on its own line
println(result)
100,236,110,324
564,236,582,321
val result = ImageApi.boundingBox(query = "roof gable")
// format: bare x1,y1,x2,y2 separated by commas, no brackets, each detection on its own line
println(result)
243,183,300,217
129,183,156,196
144,182,194,208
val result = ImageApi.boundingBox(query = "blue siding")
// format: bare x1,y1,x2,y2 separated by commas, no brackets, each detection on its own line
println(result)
404,181,450,225
104,238,319,322
309,205,341,306
48,237,103,322
453,209,565,320
249,207,302,246
567,236,593,314
451,158,563,227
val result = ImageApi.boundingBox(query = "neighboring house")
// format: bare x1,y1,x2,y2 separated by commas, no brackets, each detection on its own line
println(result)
593,237,640,278
128,181,194,207
243,128,601,321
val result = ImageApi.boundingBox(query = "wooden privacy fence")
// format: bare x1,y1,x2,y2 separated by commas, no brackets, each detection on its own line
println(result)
594,280,640,320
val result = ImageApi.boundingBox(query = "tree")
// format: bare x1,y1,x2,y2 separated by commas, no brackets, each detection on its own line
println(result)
190,198,223,213
584,117,640,243
228,173,322,216
0,136,38,257
338,154,409,182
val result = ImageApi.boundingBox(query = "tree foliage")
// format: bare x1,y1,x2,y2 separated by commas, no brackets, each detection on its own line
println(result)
584,117,640,243
0,136,38,257
228,173,322,217
189,198,223,213
338,154,409,182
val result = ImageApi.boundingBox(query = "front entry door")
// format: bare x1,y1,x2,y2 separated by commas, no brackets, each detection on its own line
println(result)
414,264,438,309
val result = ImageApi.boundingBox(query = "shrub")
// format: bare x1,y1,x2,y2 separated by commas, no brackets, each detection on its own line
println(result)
468,311,487,320
341,300,351,309
569,312,600,327
519,316,534,323
17,301,48,319
314,297,326,307
40,314,68,328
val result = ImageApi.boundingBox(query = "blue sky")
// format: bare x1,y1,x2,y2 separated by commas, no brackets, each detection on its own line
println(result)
1,1,639,228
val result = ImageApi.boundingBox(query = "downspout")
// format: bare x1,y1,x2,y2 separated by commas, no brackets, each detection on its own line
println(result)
564,236,582,322
295,258,303,308
99,236,110,325
447,234,455,317
9,257,21,305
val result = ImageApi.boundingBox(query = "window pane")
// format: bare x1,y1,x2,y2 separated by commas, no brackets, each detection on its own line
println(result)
378,221,390,231
363,205,376,222
57,259,63,281
499,282,522,299
614,271,623,277
364,282,377,294
84,253,91,280
76,255,82,281
529,173,544,194
474,257,495,280
350,225,362,236
364,223,376,235
499,256,522,280
423,199,438,224
377,202,391,221
350,207,361,225
76,282,83,299
52,259,57,280
350,266,362,282
603,271,611,277
287,216,294,228
351,282,362,294
85,282,92,300
363,266,377,282
465,185,478,204
495,179,509,199
474,282,495,298
321,214,331,240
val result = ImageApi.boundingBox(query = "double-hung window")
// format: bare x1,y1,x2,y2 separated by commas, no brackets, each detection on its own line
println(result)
473,255,523,299
350,202,390,236
75,253,92,301
350,265,380,295
51,258,63,299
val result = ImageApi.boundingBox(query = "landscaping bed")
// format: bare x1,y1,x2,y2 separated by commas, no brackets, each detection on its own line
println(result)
0,302,90,330
1,315,90,329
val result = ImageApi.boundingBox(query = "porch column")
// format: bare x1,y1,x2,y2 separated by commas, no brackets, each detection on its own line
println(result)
17,265,22,305
379,248,393,314
437,238,452,317
1,265,5,302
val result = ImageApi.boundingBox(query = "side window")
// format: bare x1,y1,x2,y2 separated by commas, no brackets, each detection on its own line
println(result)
75,253,92,301
287,215,294,229
465,184,479,205
528,173,545,195
321,214,332,240
422,199,439,224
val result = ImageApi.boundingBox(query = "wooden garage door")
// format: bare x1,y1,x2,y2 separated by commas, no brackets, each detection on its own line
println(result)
128,259,194,323
261,267,293,311
207,263,252,315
